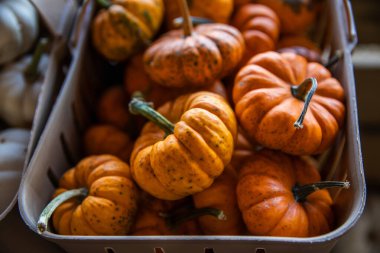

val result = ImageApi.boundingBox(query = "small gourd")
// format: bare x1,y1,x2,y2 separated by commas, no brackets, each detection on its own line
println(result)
0,0,39,65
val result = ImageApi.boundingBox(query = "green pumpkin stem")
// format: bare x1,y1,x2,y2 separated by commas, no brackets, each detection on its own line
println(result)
24,38,49,83
96,0,112,8
37,188,88,234
176,0,193,36
291,77,318,129
161,207,226,229
293,181,350,202
129,92,175,136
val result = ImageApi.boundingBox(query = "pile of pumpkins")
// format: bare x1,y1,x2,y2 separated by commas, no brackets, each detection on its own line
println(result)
0,0,50,219
38,0,350,238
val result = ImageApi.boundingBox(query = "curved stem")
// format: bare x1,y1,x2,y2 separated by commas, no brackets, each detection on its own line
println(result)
292,181,350,202
291,77,318,129
129,92,175,136
37,188,88,234
176,0,193,36
324,50,344,69
160,207,226,229
96,0,112,8
24,38,49,83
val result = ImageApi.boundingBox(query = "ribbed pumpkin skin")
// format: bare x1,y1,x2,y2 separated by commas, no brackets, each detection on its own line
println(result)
124,54,227,108
143,24,245,88
91,0,164,62
52,155,138,235
130,92,237,200
163,0,233,29
233,51,345,155
193,166,245,235
237,149,334,237
232,4,280,64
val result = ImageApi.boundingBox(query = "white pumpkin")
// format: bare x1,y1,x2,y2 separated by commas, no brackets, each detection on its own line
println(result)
0,39,49,128
0,0,39,65
0,128,30,221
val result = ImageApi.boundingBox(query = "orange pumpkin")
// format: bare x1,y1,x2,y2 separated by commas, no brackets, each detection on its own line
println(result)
192,165,245,235
129,91,237,200
38,155,138,235
83,124,133,162
277,34,322,63
251,0,322,35
229,129,255,172
144,0,244,88
91,0,164,62
124,53,228,108
237,149,349,237
97,85,130,130
231,4,280,65
163,0,233,29
233,51,345,155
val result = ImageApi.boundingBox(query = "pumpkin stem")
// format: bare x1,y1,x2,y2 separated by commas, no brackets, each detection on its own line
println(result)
129,92,175,136
24,38,49,83
160,207,226,229
172,16,213,28
324,50,344,69
291,77,318,129
96,0,112,9
37,188,88,234
292,181,350,202
176,0,193,36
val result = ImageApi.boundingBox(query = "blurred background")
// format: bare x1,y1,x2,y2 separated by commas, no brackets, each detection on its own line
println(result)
333,0,380,252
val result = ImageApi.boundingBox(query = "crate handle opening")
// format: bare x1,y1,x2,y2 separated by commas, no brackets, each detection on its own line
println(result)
154,247,165,253
204,248,215,253
256,248,266,253
105,247,116,253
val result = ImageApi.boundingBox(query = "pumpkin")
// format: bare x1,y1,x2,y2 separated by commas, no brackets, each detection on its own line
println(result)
233,51,345,155
143,0,244,88
125,53,228,108
163,0,233,30
236,0,322,35
229,129,255,172
37,155,139,235
231,4,280,65
192,165,245,235
277,34,322,63
0,0,39,65
91,0,164,62
0,38,49,128
129,91,237,200
0,128,30,221
131,194,202,235
83,124,133,162
237,149,350,237
97,85,130,130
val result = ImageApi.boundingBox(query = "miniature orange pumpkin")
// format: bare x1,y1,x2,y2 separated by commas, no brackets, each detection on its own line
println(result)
38,155,138,235
277,34,322,63
232,4,280,65
233,51,345,155
124,54,227,108
97,85,130,130
163,0,233,29
229,129,255,172
192,165,245,235
237,149,349,237
144,0,244,88
129,91,237,200
83,124,133,162
91,0,164,62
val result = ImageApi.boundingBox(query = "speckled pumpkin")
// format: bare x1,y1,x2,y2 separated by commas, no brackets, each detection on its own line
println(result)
129,91,237,200
232,4,280,65
192,165,245,235
125,53,227,107
144,0,244,88
91,0,164,62
237,149,349,237
51,155,138,235
163,0,233,29
233,51,345,155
